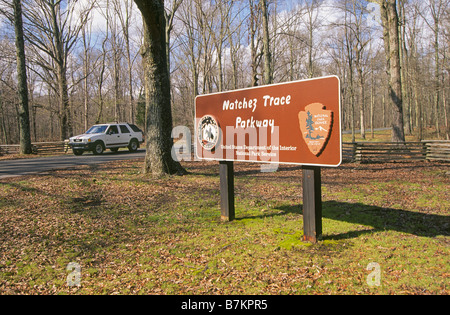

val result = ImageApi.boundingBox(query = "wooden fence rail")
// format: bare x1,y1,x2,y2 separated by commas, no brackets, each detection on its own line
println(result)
0,141,70,156
343,140,450,162
1,140,449,162
424,140,450,162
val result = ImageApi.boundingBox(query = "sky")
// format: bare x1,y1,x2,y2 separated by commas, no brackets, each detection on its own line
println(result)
74,0,142,39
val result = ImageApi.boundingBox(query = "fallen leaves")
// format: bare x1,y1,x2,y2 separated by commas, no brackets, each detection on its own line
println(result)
0,160,448,294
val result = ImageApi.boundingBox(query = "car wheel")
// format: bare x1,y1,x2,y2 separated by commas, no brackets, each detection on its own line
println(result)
73,149,83,156
92,142,104,155
128,139,138,152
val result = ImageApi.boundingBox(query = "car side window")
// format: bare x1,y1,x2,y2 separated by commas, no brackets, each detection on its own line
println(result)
129,124,143,133
120,125,130,133
107,125,119,135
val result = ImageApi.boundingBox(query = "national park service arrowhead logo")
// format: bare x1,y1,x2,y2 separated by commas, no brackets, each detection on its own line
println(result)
298,103,333,156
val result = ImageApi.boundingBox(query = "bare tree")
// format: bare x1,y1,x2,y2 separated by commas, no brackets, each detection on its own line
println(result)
81,19,92,131
104,0,123,123
348,0,371,139
302,0,323,79
177,0,203,97
420,0,449,138
93,0,111,125
0,0,32,151
164,0,183,100
249,0,262,87
113,0,137,123
398,0,411,135
23,0,95,140
204,1,232,92
13,0,32,153
380,0,405,142
261,0,272,84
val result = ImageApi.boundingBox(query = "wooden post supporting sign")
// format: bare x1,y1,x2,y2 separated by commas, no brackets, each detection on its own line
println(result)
302,166,322,243
219,161,235,221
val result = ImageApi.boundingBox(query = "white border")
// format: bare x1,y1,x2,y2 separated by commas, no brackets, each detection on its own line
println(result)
194,75,342,168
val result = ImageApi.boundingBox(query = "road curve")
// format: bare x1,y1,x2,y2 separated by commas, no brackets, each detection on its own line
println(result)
0,149,146,179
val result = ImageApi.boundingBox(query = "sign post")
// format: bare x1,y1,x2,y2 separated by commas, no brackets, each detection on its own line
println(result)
195,76,341,242
302,166,322,242
219,160,235,221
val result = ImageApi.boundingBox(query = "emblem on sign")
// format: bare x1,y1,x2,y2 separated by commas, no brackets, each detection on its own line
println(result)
198,115,220,151
298,103,333,156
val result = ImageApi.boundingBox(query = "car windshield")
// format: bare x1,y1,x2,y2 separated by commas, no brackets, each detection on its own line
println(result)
85,125,108,134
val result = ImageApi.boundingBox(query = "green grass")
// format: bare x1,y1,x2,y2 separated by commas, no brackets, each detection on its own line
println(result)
0,160,448,294
342,126,443,142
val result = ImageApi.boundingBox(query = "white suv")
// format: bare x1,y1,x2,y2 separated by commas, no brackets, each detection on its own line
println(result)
68,123,144,156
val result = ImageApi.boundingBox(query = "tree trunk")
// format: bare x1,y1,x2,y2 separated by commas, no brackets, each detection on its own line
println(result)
0,95,9,144
381,0,405,142
82,28,89,131
358,68,365,140
134,0,185,176
112,33,121,122
13,0,32,154
433,17,440,138
370,64,375,139
48,1,70,140
96,1,109,124
228,21,239,90
115,0,135,124
413,77,422,140
57,64,70,140
249,0,259,87
344,7,355,142
261,0,272,85
399,1,411,135
443,71,449,140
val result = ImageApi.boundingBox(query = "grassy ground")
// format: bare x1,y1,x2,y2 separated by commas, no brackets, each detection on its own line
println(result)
0,159,448,295
342,127,447,143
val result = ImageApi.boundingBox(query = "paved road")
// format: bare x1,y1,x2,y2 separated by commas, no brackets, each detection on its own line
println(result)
0,150,146,179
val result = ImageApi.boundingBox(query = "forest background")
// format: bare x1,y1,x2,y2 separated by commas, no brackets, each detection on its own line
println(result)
0,0,448,145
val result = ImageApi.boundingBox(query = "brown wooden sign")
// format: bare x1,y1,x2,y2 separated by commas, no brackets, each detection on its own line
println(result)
195,76,341,167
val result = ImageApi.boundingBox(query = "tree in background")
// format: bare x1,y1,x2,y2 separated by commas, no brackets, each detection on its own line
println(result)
261,0,273,85
22,0,94,140
13,0,32,154
380,0,405,142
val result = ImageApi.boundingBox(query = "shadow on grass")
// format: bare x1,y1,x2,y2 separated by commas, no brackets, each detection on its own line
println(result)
270,201,449,240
